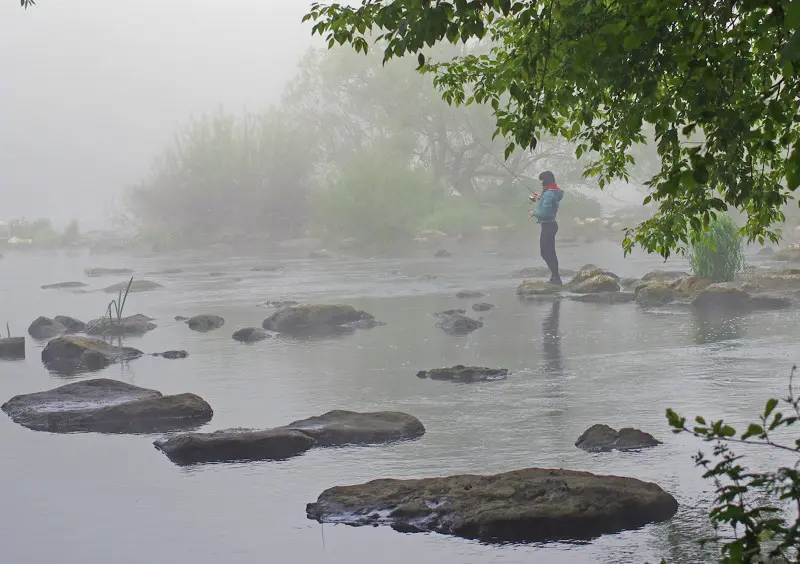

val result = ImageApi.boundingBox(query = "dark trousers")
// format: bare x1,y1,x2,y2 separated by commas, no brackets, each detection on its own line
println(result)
539,221,559,279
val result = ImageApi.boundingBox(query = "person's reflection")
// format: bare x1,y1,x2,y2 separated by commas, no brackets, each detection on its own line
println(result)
542,299,564,376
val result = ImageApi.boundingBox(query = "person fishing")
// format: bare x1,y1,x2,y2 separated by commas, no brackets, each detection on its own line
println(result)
529,171,564,285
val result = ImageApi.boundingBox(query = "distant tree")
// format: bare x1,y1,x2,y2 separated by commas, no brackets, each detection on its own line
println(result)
305,0,800,258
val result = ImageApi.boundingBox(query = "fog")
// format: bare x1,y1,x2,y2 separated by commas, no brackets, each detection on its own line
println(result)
0,0,316,229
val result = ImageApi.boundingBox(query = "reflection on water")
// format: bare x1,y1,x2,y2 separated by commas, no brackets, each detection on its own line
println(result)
0,246,796,564
542,300,564,377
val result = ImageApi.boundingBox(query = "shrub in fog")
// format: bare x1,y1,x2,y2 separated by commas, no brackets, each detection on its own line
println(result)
688,214,745,282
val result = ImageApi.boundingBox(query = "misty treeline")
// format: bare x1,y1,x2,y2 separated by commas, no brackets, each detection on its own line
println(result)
125,42,657,251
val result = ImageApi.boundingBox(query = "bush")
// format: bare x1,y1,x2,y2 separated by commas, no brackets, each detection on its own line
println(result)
313,149,442,249
688,214,745,282
129,108,315,246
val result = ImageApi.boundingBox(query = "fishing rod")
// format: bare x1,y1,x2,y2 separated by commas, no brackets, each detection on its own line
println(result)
462,113,541,204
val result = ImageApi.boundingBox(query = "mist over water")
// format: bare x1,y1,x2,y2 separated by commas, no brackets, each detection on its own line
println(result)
0,0,314,227
1,242,798,564
3,2,800,563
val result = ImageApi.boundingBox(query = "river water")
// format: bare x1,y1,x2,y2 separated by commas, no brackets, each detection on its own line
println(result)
1,242,797,564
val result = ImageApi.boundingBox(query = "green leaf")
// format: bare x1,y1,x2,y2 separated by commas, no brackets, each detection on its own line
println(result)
741,423,764,439
764,398,779,418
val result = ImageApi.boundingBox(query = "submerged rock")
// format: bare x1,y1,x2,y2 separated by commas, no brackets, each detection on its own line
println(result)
416,365,508,383
692,284,793,311
2,378,213,433
41,281,88,290
85,314,156,336
0,337,25,360
187,314,225,332
309,249,332,259
153,350,188,359
175,315,189,321
101,280,163,293
28,316,66,340
84,267,134,277
575,424,662,452
232,327,270,343
154,428,316,465
472,302,495,312
434,249,452,258
41,336,143,375
635,282,676,307
434,312,483,335
570,291,635,304
53,315,86,334
264,300,299,308
251,265,285,272
306,467,679,543
263,304,378,337
456,290,484,299
154,410,425,465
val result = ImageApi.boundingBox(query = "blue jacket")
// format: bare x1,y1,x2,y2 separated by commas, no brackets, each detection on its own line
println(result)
533,186,564,223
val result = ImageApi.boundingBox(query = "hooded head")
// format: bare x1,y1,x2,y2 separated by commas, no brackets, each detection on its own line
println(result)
538,170,556,187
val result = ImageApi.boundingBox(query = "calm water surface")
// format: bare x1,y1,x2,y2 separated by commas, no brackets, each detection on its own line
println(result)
1,242,797,564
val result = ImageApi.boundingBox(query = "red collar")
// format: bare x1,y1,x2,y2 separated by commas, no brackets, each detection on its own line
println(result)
543,183,560,191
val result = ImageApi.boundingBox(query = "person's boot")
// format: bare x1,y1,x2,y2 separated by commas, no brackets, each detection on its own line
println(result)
549,275,563,286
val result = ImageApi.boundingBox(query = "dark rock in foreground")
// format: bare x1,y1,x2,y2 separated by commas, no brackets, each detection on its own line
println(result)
85,314,156,336
53,315,86,334
41,336,143,375
1,378,213,433
85,267,134,277
456,290,484,299
472,302,495,312
416,365,508,383
41,281,88,290
434,311,483,335
101,280,162,293
154,410,425,465
434,249,452,258
263,304,378,337
154,428,315,465
575,424,662,452
0,337,25,360
283,410,425,447
187,314,225,332
232,327,270,343
306,467,679,543
28,316,67,340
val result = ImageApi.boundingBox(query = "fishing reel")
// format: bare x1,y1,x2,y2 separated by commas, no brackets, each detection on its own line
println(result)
528,193,540,203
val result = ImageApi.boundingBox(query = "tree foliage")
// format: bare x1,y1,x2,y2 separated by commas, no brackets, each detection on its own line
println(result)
667,366,800,563
305,0,800,258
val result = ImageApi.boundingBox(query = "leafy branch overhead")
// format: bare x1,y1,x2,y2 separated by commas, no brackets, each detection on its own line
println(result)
305,0,800,258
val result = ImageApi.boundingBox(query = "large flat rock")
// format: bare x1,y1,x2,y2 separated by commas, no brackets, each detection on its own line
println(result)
283,410,426,447
306,467,679,543
154,410,426,465
2,379,213,433
263,304,379,337
154,428,316,465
